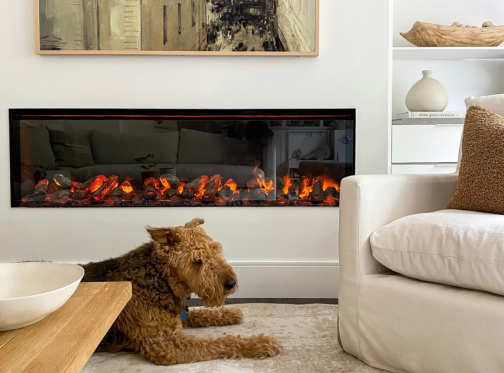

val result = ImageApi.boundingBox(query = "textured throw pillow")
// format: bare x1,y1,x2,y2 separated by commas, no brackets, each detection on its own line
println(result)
457,94,504,170
49,129,95,168
92,130,179,165
448,106,504,214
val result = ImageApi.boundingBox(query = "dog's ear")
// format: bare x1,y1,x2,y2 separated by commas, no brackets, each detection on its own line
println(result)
185,218,204,228
146,226,180,245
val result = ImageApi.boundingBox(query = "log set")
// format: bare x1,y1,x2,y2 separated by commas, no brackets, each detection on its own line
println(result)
21,172,340,208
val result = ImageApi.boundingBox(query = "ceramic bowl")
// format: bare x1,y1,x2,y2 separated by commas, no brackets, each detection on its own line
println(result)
0,262,84,331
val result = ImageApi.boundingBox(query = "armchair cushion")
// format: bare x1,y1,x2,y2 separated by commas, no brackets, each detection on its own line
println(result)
371,209,504,297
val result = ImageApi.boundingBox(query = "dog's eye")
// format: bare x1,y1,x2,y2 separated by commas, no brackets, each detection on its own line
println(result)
193,259,203,265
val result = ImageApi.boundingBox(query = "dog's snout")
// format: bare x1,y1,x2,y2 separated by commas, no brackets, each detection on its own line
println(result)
224,278,236,291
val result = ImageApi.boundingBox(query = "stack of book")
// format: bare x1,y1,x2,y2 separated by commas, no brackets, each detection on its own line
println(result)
394,111,465,125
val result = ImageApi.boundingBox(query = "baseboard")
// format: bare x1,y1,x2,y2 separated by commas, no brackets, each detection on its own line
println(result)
186,298,338,306
72,260,340,299
227,261,339,298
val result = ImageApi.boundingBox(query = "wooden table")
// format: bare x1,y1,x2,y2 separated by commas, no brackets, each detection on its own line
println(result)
0,282,131,373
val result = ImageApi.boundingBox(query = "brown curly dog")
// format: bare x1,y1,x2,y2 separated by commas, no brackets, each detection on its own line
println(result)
81,218,282,365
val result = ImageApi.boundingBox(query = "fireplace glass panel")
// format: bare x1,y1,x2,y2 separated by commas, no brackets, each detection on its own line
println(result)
10,109,355,207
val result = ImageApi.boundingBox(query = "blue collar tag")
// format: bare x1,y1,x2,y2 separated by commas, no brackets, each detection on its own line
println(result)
181,310,187,320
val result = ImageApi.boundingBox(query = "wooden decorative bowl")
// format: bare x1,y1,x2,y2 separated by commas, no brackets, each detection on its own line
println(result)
401,21,504,47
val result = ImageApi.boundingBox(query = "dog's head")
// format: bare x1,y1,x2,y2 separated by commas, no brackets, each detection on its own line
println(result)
147,218,237,307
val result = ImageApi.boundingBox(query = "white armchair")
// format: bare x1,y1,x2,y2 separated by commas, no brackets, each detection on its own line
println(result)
338,173,504,373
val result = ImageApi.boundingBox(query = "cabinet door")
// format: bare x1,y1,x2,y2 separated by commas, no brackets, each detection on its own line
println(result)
392,124,463,163
392,164,457,175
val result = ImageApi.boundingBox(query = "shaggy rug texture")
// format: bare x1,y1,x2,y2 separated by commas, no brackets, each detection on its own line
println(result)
82,304,385,373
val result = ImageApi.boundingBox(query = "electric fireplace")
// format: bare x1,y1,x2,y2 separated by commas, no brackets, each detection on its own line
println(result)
10,109,355,208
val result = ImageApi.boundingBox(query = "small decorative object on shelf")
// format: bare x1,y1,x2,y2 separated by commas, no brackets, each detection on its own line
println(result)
405,70,449,112
302,144,331,160
401,21,504,47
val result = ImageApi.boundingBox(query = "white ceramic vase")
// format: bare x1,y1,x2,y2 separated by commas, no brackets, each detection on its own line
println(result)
405,70,449,112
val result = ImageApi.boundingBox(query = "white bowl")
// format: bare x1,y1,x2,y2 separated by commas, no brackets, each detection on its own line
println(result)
0,262,84,331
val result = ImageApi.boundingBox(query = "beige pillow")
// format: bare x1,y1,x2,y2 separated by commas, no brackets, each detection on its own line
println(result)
371,209,504,297
465,94,504,116
20,122,56,169
448,106,504,214
49,129,94,168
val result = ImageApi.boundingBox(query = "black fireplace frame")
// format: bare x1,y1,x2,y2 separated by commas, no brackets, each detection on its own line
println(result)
9,108,356,208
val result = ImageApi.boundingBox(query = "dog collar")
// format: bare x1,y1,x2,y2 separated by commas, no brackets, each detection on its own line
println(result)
181,305,189,319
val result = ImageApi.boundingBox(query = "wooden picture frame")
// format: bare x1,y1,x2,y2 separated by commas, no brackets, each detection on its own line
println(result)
35,0,319,57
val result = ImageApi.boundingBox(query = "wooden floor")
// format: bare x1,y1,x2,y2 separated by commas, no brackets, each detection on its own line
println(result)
186,298,338,306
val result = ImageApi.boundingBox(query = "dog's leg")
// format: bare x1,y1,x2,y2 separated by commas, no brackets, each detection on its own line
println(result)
183,307,243,328
138,334,282,365
117,299,281,365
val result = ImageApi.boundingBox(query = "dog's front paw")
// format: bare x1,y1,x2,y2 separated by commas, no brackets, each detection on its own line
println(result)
241,334,282,359
223,307,244,325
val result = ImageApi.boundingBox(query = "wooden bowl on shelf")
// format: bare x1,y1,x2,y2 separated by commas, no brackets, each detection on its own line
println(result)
401,21,504,47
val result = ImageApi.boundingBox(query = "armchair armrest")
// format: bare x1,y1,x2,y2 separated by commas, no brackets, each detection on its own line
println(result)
340,173,458,278
338,173,458,355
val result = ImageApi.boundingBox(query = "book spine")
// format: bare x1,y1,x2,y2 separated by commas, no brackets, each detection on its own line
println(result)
396,112,462,119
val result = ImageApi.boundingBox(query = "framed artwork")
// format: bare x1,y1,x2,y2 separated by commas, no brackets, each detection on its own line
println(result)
35,0,319,56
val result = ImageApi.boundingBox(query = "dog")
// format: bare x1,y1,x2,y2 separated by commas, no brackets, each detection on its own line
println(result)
81,218,282,365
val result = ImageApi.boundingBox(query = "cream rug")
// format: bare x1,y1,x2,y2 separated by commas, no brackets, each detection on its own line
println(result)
83,304,385,373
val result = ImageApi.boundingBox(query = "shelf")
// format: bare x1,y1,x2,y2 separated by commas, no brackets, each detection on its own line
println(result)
393,47,504,60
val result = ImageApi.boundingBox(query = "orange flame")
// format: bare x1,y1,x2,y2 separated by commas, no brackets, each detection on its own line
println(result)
210,174,223,188
253,171,275,194
314,176,340,192
177,182,185,194
224,179,240,194
194,176,210,198
282,175,293,195
159,176,171,190
143,177,160,190
94,175,119,200
120,181,133,194
35,179,49,188
299,177,312,199
70,181,79,192
53,174,63,187
88,175,108,193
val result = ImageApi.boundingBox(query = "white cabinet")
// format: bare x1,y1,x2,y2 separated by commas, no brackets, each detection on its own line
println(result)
392,164,457,175
391,123,462,175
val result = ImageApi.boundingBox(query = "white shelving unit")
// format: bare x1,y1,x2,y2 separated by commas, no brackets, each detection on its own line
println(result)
390,1,504,175
393,47,504,60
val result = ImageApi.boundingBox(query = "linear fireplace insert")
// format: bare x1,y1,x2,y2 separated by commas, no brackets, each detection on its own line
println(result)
10,109,355,208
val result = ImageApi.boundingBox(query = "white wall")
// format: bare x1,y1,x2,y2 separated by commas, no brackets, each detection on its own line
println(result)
393,0,504,115
0,0,392,298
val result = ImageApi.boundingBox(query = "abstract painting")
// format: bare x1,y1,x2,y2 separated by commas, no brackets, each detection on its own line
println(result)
36,0,319,56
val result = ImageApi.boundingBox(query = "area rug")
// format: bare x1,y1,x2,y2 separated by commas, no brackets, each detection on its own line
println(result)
82,304,385,373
